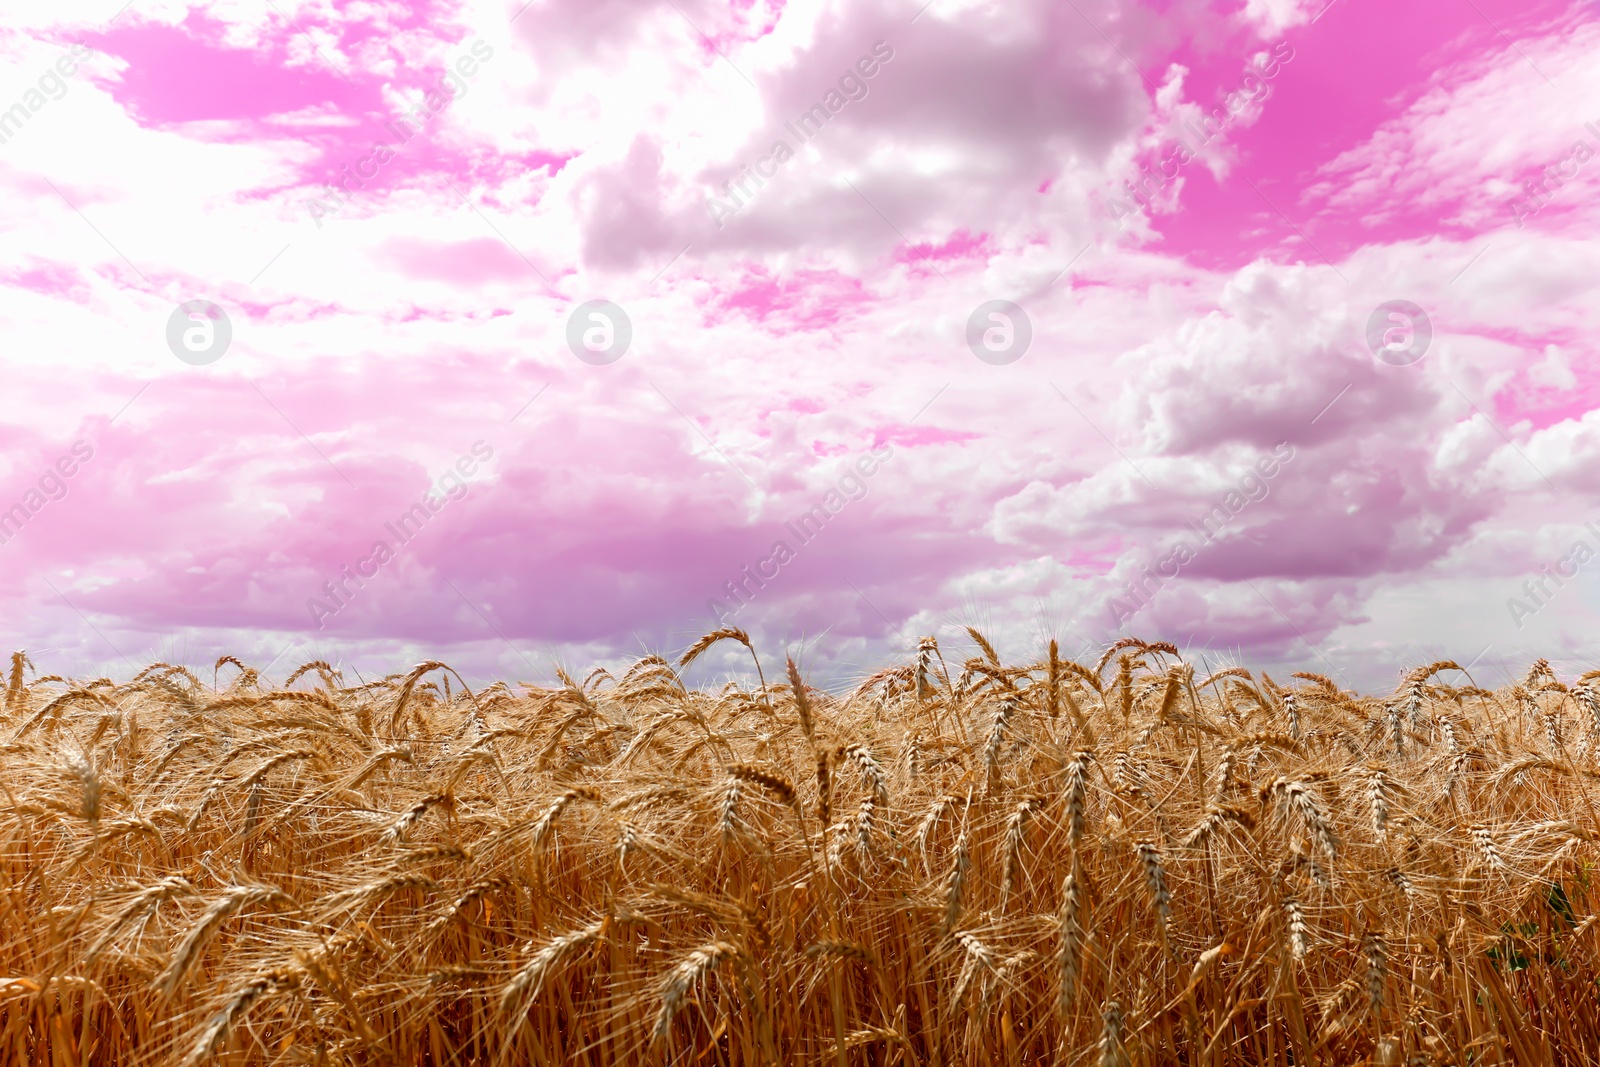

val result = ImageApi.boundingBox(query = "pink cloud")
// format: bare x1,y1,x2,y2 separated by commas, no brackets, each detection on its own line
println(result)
85,19,377,126
2,0,1598,691
380,236,547,286
711,266,871,330
893,230,992,265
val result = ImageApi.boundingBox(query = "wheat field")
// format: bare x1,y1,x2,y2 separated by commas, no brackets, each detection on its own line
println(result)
2,633,1599,1065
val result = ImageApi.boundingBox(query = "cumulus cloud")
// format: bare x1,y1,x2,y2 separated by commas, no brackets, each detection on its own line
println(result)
1,0,1598,691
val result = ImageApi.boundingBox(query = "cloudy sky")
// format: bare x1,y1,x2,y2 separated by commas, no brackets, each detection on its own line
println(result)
1,0,1596,691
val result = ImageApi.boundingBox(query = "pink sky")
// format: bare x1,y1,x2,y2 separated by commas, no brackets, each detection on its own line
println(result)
1,0,1597,690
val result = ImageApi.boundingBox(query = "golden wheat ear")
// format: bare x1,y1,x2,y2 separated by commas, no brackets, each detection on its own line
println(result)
15,640,1600,1062
5,650,30,714
681,627,769,701
679,627,750,668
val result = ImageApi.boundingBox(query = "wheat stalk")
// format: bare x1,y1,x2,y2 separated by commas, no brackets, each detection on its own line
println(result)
8,643,1600,1064
1059,868,1086,1014
652,941,742,1046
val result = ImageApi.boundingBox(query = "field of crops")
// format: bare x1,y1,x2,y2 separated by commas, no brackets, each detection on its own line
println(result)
2,633,1598,1065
